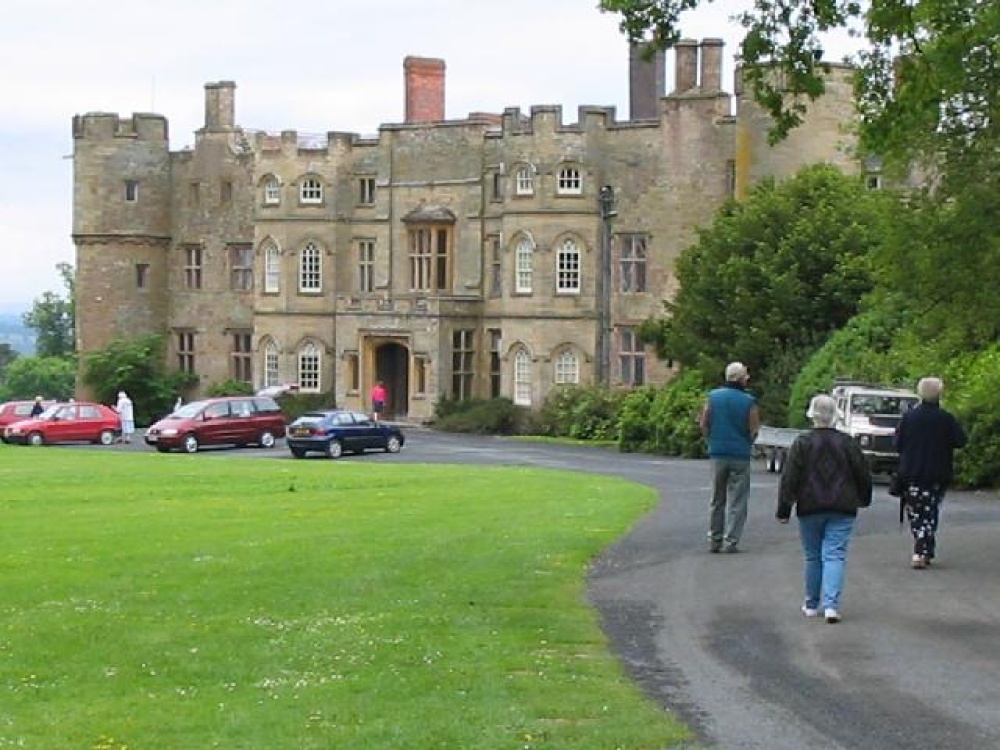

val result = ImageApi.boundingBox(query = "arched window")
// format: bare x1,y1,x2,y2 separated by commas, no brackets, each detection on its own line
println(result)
263,176,281,205
515,237,534,294
299,177,323,204
556,238,580,294
299,241,322,292
514,348,532,406
515,165,534,196
556,166,582,195
298,343,321,392
554,350,580,385
263,241,280,293
263,341,280,388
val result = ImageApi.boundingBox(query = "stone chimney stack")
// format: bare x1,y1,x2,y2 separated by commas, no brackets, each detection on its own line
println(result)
629,43,666,119
404,56,446,123
699,38,724,91
204,81,236,131
673,39,699,93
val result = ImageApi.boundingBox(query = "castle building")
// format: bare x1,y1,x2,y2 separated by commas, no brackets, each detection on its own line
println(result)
72,41,857,421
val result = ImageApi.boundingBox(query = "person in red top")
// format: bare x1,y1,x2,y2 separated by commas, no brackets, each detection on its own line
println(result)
370,381,387,422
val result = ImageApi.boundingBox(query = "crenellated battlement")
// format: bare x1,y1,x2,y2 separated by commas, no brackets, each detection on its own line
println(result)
72,112,168,142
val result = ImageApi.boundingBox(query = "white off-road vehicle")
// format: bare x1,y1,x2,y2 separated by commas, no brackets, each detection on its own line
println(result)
830,381,919,474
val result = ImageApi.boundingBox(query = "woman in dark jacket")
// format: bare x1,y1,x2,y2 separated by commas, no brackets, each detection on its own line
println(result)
777,394,872,623
894,377,967,569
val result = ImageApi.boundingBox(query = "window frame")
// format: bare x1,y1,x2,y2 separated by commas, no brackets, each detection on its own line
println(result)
357,238,375,293
408,225,452,293
297,343,321,392
358,176,376,205
183,244,203,290
231,331,253,385
298,241,323,293
451,329,475,401
263,243,280,294
299,177,323,205
263,341,280,388
556,166,582,196
515,237,534,294
263,176,281,205
229,243,254,292
514,166,534,196
124,180,139,202
618,327,646,387
556,238,581,295
554,350,580,385
618,233,648,294
177,331,196,374
513,348,532,406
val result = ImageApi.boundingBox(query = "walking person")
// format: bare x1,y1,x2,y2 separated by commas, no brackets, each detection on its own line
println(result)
894,377,967,569
777,395,872,623
370,381,387,422
115,390,135,444
699,361,760,553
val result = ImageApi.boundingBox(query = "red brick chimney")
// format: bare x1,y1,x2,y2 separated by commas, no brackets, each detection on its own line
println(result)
404,56,445,123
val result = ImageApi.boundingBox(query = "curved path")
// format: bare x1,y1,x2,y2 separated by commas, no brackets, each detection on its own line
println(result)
111,430,1000,748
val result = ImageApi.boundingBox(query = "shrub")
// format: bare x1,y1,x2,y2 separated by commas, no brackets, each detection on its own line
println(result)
618,370,707,457
432,397,530,435
205,379,254,397
535,385,623,441
276,391,337,422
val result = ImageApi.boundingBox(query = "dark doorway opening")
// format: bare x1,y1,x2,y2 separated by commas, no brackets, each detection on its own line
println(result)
374,342,409,419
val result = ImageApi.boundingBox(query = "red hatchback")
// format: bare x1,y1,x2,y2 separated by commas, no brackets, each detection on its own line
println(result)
3,401,121,446
0,400,55,439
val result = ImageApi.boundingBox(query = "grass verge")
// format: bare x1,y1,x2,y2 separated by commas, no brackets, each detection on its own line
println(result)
0,448,689,749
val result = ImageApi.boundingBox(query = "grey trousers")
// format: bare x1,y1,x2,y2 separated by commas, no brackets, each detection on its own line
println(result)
708,457,752,549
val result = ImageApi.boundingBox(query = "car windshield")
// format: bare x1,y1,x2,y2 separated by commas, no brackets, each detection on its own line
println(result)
294,414,327,426
173,401,207,419
850,395,918,415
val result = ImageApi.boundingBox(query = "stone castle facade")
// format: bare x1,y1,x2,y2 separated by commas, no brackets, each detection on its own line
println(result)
72,40,858,421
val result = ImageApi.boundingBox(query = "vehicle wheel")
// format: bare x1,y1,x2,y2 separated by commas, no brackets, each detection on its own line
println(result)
325,440,343,459
182,434,200,454
258,430,276,449
28,431,44,447
99,430,116,446
773,449,785,474
156,445,171,453
385,436,402,453
290,448,306,459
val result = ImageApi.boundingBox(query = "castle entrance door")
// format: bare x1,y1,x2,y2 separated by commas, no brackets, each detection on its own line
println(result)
371,340,409,419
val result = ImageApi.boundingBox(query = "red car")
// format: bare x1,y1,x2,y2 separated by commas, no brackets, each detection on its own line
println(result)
0,400,55,440
145,395,286,453
3,401,121,446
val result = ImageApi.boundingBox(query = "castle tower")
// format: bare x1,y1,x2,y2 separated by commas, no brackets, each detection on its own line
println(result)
72,111,172,395
733,63,858,198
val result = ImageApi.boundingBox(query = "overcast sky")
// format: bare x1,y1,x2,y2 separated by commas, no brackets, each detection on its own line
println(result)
0,0,860,313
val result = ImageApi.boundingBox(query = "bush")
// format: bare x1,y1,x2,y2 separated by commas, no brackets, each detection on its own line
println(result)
276,391,337,423
205,379,255,397
432,397,531,435
535,385,623,441
619,370,707,457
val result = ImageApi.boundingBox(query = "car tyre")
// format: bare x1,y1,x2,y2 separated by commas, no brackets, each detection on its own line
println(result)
182,434,200,454
99,430,116,446
28,431,44,447
325,440,343,459
386,436,402,453
258,430,276,449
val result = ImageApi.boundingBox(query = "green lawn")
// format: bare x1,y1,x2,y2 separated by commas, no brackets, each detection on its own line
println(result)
0,447,690,749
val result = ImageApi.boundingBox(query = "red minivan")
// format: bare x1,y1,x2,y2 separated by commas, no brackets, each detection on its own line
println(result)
144,396,286,453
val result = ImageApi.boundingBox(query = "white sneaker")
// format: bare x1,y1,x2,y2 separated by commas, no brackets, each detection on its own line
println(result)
801,605,819,618
824,608,841,624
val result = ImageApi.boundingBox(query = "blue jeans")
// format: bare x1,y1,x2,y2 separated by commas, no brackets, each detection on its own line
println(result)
797,513,856,611
709,457,752,549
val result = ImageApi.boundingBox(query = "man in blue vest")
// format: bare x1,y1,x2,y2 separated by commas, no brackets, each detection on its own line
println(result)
700,361,760,553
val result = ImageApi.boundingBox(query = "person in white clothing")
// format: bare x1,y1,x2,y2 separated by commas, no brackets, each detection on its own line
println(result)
115,391,135,443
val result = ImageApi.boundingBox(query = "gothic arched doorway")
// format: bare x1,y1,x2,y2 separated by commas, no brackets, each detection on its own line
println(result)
372,341,409,419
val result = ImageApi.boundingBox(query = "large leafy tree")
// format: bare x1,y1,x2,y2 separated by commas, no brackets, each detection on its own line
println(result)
0,356,76,402
82,335,196,426
23,262,75,358
0,343,17,381
639,164,891,421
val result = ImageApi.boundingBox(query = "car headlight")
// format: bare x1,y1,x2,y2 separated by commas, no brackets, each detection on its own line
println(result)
160,428,179,437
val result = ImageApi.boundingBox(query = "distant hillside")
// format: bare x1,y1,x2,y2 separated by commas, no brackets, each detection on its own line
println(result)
0,313,35,354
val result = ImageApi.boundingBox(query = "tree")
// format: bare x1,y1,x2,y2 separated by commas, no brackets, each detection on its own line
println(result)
82,335,196,426
23,262,75,358
0,356,76,402
0,343,17,381
639,165,891,422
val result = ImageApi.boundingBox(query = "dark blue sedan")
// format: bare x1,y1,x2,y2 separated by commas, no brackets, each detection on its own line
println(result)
286,410,405,459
